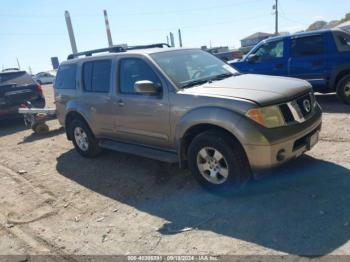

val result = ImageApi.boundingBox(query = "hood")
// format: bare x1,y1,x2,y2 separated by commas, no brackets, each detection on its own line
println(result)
181,74,312,106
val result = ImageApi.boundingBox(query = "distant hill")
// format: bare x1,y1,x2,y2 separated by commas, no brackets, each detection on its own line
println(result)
306,12,350,31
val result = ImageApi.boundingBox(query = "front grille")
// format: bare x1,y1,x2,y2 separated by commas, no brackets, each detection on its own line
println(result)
279,104,294,123
279,92,315,125
295,93,313,118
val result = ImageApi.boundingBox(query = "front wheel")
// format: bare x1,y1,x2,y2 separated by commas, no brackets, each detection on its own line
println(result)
336,75,350,105
69,119,101,158
187,131,252,192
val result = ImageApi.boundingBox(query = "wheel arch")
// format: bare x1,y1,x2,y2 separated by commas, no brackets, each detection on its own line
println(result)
65,110,93,141
175,107,247,168
330,67,350,91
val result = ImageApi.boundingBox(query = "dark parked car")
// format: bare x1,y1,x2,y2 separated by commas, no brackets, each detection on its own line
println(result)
0,70,45,119
231,28,350,104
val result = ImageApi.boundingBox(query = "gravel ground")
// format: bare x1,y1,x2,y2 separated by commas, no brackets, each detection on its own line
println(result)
0,85,349,257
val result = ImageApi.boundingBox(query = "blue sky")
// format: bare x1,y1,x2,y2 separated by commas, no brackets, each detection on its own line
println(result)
0,0,348,73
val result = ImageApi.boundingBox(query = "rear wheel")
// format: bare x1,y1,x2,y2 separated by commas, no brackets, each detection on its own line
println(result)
336,75,350,105
69,118,101,158
187,130,251,192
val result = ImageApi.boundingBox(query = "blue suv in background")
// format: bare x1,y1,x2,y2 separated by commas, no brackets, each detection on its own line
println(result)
231,29,350,104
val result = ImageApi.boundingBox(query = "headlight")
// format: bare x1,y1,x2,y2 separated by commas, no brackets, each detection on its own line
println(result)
246,105,286,128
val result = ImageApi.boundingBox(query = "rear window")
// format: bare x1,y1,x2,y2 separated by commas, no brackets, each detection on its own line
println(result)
55,64,77,89
83,60,111,93
0,71,35,86
291,35,325,57
333,30,350,52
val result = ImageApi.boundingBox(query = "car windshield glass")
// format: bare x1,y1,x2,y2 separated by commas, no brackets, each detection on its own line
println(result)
151,50,238,88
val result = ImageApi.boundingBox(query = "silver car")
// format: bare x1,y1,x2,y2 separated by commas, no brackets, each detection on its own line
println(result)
54,47,322,191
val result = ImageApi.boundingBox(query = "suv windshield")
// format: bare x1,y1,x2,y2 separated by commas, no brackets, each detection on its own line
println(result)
151,49,238,88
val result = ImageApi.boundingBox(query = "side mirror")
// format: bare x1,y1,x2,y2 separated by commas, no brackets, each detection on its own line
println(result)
247,54,258,64
134,80,161,96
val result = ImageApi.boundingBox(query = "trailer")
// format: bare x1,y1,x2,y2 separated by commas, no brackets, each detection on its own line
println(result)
18,102,57,134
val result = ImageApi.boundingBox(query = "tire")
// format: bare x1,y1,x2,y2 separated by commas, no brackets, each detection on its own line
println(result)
32,123,49,134
336,75,350,105
187,130,252,192
68,118,101,158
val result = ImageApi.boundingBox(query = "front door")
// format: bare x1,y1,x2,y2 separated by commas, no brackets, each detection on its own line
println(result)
115,57,171,149
288,34,328,89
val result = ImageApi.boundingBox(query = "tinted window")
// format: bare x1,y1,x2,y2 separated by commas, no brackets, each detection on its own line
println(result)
83,60,111,93
83,62,93,92
119,58,160,94
338,35,350,46
253,40,284,62
291,35,324,57
55,64,77,89
0,71,35,86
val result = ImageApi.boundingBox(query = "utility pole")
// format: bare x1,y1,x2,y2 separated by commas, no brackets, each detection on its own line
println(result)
166,35,169,46
169,32,175,47
178,29,183,47
16,57,21,70
65,11,78,54
104,10,114,47
273,0,279,35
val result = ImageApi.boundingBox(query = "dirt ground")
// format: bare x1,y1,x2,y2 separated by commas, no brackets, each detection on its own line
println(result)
0,85,350,257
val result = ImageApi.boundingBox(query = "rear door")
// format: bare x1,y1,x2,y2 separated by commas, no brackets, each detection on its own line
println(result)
288,34,328,88
79,59,116,139
244,39,288,76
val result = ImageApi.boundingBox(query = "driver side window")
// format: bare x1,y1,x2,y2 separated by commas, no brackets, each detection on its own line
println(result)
119,58,161,94
254,40,284,62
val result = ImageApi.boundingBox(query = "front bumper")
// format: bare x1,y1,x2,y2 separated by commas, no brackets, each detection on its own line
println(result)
242,106,322,170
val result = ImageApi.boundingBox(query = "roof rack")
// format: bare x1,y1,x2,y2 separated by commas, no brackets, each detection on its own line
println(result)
127,43,170,50
67,46,126,60
67,43,170,60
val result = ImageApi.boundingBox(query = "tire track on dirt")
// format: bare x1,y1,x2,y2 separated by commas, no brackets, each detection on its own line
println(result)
0,163,72,257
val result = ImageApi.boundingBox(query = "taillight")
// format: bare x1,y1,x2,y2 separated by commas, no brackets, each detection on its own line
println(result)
36,84,43,95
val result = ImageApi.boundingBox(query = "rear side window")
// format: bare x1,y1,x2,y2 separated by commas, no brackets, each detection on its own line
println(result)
333,31,350,52
55,64,77,89
291,35,325,57
83,60,111,93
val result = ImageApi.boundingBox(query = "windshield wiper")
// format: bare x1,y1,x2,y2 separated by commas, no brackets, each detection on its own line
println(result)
181,79,210,88
180,72,238,88
209,73,235,81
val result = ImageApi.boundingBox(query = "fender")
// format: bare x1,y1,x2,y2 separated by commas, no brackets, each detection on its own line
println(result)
175,107,255,167
329,64,350,91
175,107,245,144
65,100,96,134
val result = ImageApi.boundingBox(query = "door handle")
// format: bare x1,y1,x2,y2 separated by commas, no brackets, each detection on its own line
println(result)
90,106,97,112
312,60,323,66
275,63,284,69
118,100,125,107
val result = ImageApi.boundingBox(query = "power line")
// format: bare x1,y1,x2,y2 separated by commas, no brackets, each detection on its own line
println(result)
0,14,270,36
0,0,262,18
